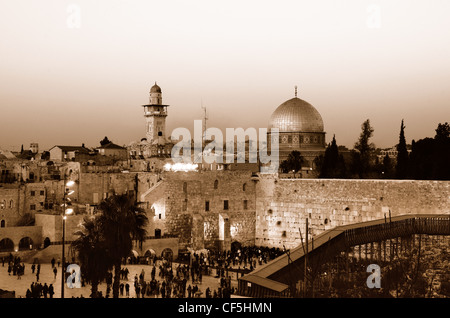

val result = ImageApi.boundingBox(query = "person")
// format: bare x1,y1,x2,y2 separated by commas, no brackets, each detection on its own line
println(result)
125,283,130,297
53,267,57,279
43,283,49,298
36,271,40,282
120,283,124,296
51,258,55,268
49,284,54,298
135,283,141,298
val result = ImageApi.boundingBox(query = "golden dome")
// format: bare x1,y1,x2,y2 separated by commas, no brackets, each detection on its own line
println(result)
268,97,324,132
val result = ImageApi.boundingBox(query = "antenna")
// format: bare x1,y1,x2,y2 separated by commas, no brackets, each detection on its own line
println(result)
201,100,208,148
201,100,208,135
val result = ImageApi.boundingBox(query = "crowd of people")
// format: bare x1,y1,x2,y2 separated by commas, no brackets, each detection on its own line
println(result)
3,254,26,279
1,244,285,298
1,253,60,298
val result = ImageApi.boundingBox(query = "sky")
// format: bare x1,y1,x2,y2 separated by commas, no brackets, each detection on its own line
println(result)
1,0,449,151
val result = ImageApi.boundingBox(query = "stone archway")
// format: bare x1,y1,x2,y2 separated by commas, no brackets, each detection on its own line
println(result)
144,249,156,265
144,249,156,258
0,238,14,252
43,237,51,248
161,248,173,261
19,237,33,250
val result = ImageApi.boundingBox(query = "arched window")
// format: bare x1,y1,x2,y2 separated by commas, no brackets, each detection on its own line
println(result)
0,220,5,227
214,180,218,189
183,182,187,194
243,183,247,192
9,200,13,208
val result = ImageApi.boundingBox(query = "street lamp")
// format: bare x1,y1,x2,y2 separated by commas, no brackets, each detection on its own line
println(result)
61,176,75,298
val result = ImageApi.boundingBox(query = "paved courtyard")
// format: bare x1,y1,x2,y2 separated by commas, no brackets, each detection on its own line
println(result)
0,260,242,298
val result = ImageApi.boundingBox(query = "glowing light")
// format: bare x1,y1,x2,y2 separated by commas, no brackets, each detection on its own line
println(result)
65,208,74,215
164,163,198,172
66,180,75,187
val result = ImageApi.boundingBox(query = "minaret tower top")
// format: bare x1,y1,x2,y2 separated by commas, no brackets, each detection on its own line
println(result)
142,82,169,144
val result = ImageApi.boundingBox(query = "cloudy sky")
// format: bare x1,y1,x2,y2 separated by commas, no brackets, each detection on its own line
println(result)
1,0,449,151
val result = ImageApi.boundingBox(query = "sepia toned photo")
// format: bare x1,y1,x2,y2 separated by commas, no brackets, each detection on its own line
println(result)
0,0,449,312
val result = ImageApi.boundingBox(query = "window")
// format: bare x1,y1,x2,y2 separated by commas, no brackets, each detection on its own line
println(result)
40,190,45,196
243,183,247,192
158,214,162,219
30,191,35,196
0,200,5,209
9,200,13,208
214,180,218,189
30,204,36,211
224,200,229,210
243,200,248,210
183,182,187,194
0,220,5,227
205,201,210,211
182,199,188,211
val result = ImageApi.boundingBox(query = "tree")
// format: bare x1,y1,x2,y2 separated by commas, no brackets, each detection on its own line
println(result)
72,216,113,298
279,151,304,173
100,136,112,146
97,194,148,298
395,119,409,179
352,119,375,178
382,154,394,179
408,122,450,180
435,122,450,141
319,135,347,178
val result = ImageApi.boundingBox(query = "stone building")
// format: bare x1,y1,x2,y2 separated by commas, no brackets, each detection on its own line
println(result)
128,83,174,162
140,170,258,252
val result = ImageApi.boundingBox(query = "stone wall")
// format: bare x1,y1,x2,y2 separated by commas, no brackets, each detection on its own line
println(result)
255,175,450,248
0,225,43,250
78,172,138,204
35,213,84,243
144,170,257,251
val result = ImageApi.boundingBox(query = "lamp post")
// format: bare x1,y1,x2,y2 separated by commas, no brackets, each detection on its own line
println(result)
61,175,75,298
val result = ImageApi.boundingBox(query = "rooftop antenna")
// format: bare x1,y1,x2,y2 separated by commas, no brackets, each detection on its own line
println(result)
201,100,208,145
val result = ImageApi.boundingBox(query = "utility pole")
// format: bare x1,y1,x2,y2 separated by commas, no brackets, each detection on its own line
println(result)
305,218,308,297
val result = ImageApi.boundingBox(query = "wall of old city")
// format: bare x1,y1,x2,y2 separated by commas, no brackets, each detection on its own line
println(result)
0,183,47,226
35,213,84,243
255,175,450,249
0,225,43,250
78,172,138,204
159,170,257,251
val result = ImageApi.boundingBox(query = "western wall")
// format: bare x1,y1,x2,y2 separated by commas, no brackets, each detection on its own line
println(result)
255,175,450,249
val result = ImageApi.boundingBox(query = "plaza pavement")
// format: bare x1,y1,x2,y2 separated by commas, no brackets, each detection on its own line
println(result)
0,261,242,298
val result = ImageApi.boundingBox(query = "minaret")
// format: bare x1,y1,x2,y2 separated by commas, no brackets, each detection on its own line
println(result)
142,82,169,144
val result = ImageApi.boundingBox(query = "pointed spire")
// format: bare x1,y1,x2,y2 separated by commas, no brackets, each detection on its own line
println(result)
295,85,298,98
